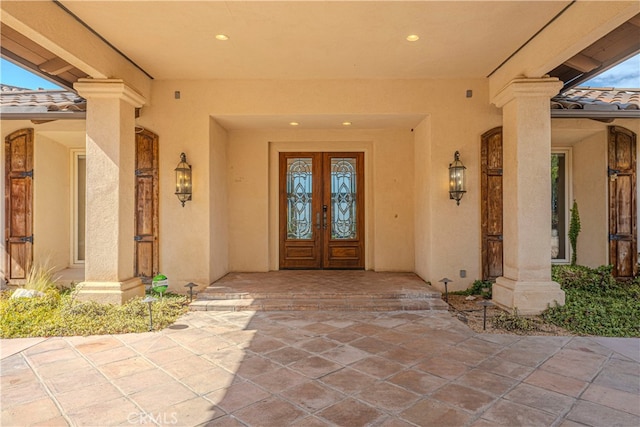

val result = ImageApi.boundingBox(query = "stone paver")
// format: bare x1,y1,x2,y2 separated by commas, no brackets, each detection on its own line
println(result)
1,309,638,427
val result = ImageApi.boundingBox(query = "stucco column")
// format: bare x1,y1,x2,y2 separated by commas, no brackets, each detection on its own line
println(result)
74,79,146,304
491,77,565,315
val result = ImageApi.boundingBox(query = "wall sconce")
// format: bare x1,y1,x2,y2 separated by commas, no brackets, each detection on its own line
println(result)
448,151,466,205
175,152,192,207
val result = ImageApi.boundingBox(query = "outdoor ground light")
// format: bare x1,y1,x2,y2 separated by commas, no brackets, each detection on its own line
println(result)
449,151,466,205
175,152,192,207
439,277,452,303
184,282,197,302
477,300,495,330
142,296,158,331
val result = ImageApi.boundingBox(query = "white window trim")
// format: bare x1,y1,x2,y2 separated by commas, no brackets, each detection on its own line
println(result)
70,149,85,266
552,147,573,265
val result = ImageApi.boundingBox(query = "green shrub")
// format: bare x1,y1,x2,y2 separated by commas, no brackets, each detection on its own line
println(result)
569,200,581,266
544,265,640,337
0,287,188,338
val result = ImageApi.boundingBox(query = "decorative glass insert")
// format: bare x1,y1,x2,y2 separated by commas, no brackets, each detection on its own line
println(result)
331,158,357,239
287,158,313,239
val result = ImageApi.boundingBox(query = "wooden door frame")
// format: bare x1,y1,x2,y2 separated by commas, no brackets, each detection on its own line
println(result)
278,151,365,269
269,142,373,271
265,140,375,271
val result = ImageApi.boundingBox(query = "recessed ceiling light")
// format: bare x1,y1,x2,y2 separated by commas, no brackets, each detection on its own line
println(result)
342,121,352,126
406,34,419,42
289,121,299,126
215,34,229,41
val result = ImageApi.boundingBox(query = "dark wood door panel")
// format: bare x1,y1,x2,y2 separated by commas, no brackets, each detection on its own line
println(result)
134,129,159,281
486,175,503,236
608,126,637,278
5,128,34,281
481,127,503,281
279,153,322,269
486,240,503,279
322,153,364,269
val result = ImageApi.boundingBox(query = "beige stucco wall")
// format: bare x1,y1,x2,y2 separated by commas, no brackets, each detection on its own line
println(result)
209,118,229,283
137,95,212,290
571,129,608,268
34,135,70,272
427,84,502,291
3,94,636,294
1,120,85,283
138,78,501,292
256,129,413,272
414,117,432,281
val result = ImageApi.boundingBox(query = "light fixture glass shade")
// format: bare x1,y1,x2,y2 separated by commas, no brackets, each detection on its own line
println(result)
449,151,466,205
175,152,192,207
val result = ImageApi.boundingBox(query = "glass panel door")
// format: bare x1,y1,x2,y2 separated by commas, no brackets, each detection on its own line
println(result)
279,152,364,269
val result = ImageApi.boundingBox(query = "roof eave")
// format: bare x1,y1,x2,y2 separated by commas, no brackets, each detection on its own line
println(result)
551,110,640,119
0,111,86,120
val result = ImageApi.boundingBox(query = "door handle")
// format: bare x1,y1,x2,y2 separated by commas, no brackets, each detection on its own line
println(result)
323,205,328,230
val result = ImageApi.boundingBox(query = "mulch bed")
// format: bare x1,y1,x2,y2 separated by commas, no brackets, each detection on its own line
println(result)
446,294,574,336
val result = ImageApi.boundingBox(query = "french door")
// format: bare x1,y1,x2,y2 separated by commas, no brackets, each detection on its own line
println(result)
279,152,364,269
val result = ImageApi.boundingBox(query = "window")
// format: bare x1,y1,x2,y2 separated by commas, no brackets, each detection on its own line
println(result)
71,150,86,264
551,150,571,263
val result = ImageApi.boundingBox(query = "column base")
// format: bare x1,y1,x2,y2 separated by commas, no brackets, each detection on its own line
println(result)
493,277,565,315
76,278,144,305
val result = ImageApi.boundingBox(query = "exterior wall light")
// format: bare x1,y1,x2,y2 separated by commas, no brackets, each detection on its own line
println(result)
175,152,192,207
449,151,466,205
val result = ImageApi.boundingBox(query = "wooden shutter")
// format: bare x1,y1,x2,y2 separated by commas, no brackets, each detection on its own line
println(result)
134,129,159,282
481,127,503,281
608,126,637,278
5,128,34,281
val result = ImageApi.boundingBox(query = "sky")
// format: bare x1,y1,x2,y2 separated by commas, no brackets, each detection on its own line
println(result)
0,59,63,90
581,54,640,88
0,54,639,91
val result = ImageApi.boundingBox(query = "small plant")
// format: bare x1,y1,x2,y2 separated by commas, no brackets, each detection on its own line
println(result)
452,279,493,299
493,308,539,333
569,200,581,266
23,261,60,293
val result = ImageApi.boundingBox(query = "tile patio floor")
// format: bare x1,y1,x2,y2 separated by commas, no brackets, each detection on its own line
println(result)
2,309,639,426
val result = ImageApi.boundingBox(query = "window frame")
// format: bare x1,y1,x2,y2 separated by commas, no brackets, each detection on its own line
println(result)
551,147,573,264
70,149,86,266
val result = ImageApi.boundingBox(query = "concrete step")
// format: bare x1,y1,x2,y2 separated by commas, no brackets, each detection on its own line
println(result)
196,286,441,301
189,297,449,312
190,272,447,312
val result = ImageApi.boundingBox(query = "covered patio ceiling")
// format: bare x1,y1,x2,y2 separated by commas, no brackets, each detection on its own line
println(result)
1,1,638,132
2,1,637,85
